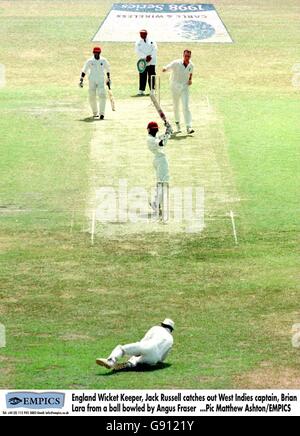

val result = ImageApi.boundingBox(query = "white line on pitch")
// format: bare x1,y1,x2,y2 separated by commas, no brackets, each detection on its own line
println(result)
70,210,75,234
230,211,239,245
91,210,96,245
205,95,211,110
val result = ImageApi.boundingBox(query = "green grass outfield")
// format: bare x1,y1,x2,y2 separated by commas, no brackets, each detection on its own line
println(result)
0,0,299,389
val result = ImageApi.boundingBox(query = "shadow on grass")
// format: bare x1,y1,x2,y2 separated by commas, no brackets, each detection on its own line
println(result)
171,135,192,141
130,94,151,98
97,362,172,377
78,117,97,123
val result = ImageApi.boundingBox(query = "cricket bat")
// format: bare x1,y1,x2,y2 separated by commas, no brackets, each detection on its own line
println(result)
150,93,173,133
107,82,116,111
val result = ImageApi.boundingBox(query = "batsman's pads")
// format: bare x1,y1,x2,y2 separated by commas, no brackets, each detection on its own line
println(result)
137,59,147,74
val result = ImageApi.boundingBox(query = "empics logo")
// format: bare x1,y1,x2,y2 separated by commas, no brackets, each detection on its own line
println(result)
8,397,22,406
6,392,65,410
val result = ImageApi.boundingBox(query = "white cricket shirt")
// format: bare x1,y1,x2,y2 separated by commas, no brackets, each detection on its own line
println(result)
147,134,168,158
141,326,174,362
165,59,194,85
82,56,110,84
135,38,158,66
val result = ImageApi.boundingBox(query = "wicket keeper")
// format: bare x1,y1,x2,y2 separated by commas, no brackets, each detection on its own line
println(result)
96,319,174,370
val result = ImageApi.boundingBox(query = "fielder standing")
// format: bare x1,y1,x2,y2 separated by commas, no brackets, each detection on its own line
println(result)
163,50,195,134
79,47,111,119
135,29,158,96
147,121,172,216
96,319,174,370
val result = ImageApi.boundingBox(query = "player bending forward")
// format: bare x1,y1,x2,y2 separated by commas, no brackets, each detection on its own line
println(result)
79,47,111,120
147,121,172,215
96,319,174,370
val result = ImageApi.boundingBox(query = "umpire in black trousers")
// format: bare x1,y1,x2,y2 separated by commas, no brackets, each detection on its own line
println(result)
135,29,158,96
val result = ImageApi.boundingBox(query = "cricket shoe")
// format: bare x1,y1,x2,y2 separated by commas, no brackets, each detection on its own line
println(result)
187,127,195,134
96,358,115,369
137,91,145,96
99,115,104,120
113,361,133,371
93,114,99,120
175,123,181,134
149,201,158,212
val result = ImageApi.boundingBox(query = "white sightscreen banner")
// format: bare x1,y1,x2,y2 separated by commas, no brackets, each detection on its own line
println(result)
92,3,233,43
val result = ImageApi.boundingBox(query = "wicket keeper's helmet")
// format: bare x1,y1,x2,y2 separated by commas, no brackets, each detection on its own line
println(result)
161,319,175,331
147,121,159,131
93,47,102,54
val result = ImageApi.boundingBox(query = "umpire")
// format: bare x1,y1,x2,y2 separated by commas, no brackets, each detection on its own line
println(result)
135,29,157,96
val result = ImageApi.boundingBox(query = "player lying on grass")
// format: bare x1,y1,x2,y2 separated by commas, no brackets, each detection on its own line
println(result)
79,47,111,120
147,121,172,216
96,319,174,371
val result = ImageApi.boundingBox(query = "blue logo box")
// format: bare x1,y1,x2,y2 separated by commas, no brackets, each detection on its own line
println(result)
6,392,65,410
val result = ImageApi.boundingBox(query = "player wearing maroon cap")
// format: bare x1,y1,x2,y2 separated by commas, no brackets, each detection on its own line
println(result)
79,47,111,119
147,121,172,216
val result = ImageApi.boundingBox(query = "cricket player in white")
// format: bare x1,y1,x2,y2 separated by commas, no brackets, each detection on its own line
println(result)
96,319,174,370
163,50,195,134
79,47,111,119
147,121,172,214
135,29,158,95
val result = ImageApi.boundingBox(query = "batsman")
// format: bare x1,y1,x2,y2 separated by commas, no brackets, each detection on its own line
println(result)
147,121,172,218
79,47,111,119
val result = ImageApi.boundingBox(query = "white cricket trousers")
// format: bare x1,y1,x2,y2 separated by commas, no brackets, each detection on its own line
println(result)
89,81,106,116
154,155,169,183
172,85,192,128
109,342,161,367
154,155,169,206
